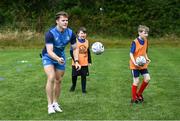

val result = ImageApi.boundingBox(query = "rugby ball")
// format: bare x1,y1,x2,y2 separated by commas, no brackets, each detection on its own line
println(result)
136,56,146,66
91,42,104,55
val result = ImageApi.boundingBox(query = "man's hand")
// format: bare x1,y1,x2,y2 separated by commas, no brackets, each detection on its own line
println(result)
57,57,65,64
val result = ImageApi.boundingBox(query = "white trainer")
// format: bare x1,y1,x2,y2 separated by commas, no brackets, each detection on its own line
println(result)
48,104,56,114
53,102,63,112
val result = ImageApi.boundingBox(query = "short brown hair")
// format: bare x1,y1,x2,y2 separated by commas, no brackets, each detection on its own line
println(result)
55,11,68,20
77,27,87,34
138,25,149,33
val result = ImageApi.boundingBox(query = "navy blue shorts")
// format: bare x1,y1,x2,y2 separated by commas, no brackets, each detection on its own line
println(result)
42,54,66,70
131,69,149,78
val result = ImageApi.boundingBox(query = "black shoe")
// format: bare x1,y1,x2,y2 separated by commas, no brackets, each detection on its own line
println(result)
130,99,139,104
70,86,75,92
137,95,144,103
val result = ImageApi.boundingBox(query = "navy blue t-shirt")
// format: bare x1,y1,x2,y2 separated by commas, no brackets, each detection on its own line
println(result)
42,27,76,56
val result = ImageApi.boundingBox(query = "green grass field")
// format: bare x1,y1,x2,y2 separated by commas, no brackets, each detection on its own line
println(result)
0,47,180,120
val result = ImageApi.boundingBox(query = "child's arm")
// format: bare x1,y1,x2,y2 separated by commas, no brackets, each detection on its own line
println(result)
130,53,139,67
145,54,151,63
130,41,139,67
87,48,92,65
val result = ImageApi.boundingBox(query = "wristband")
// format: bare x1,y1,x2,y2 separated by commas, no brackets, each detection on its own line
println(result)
74,60,79,63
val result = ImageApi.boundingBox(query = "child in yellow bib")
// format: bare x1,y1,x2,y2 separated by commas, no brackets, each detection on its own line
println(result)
70,27,92,93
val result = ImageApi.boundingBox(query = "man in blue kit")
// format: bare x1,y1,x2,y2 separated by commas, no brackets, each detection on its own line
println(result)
41,11,81,114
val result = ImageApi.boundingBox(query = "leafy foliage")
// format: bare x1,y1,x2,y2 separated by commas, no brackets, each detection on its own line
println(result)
0,0,179,37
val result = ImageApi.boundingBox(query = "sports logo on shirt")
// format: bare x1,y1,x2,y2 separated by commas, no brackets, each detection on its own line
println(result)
55,37,58,41
79,45,87,54
66,36,70,40
43,60,47,65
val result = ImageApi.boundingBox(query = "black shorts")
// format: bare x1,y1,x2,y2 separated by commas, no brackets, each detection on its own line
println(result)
72,66,89,76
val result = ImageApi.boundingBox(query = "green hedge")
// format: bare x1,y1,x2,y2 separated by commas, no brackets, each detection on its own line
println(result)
0,0,179,37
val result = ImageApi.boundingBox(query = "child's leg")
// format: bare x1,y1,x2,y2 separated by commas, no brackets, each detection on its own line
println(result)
138,73,150,96
131,70,140,101
81,75,86,93
70,76,77,91
132,77,140,100
72,76,77,87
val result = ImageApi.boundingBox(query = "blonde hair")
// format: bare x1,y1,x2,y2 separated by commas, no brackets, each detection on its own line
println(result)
138,25,149,33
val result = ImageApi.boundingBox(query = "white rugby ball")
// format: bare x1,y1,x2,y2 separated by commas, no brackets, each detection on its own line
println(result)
136,56,146,66
91,42,104,55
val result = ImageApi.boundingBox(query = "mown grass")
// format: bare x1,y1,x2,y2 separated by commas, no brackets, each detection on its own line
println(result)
0,30,180,49
0,46,180,120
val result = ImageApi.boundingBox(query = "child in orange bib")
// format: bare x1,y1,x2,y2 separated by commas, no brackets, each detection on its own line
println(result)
129,25,151,104
70,27,92,93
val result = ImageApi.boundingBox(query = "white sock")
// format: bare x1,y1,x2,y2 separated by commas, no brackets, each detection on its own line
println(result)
53,102,58,105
